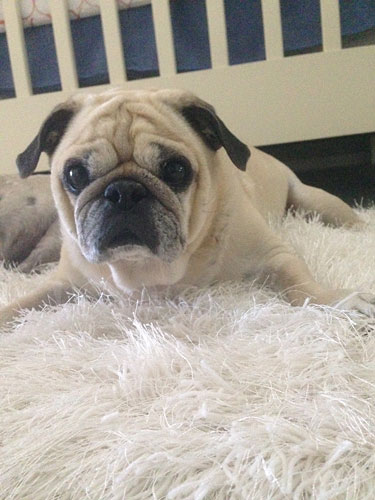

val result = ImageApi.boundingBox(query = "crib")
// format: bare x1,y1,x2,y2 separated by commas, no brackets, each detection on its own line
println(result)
0,0,374,175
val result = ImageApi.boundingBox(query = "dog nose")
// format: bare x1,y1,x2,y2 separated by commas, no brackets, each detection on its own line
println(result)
104,180,149,211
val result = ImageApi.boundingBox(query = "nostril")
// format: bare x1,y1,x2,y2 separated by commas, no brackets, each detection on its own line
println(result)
131,185,147,204
104,185,121,205
104,180,149,211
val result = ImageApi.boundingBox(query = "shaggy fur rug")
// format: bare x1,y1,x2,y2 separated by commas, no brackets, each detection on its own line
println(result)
1,210,375,499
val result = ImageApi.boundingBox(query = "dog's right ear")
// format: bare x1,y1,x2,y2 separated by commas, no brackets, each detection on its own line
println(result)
16,102,79,178
181,101,250,171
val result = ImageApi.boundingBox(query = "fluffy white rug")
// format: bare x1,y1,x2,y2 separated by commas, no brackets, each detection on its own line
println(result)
1,210,375,500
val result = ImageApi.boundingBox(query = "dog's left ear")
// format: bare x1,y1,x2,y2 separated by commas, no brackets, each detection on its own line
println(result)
16,101,79,178
181,102,250,171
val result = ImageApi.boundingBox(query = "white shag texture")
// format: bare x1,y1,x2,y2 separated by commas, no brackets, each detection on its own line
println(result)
1,210,375,500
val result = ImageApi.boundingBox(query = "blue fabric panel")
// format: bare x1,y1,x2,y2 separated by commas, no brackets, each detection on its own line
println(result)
280,0,322,52
225,0,265,64
24,23,61,94
170,0,211,72
119,6,159,75
339,0,375,36
71,15,109,87
0,33,15,97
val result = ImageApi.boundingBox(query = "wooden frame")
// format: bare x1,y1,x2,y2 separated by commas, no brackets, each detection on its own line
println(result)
1,0,374,174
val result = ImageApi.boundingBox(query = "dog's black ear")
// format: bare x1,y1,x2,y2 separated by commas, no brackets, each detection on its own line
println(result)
181,103,250,171
17,104,78,178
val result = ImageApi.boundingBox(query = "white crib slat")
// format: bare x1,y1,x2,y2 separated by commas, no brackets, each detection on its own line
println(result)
320,0,341,52
99,0,127,84
49,0,78,91
151,0,176,76
206,0,228,68
2,0,31,97
261,0,284,60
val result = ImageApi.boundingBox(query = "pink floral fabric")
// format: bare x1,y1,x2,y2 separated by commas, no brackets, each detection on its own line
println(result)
0,0,150,32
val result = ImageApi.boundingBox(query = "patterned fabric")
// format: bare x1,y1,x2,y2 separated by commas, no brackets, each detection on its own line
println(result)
0,0,150,32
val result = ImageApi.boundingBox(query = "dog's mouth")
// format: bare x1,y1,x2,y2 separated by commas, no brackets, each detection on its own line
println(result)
77,195,183,264
92,206,159,259
101,228,142,251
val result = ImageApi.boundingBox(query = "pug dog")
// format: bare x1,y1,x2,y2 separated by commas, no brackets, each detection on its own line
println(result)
1,88,374,326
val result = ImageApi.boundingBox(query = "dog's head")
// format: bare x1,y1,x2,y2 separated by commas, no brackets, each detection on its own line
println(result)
17,89,250,266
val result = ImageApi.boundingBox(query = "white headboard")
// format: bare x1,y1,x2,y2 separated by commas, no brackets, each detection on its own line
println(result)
1,0,374,175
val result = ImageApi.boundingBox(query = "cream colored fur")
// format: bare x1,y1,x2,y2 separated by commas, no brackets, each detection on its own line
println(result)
1,88,374,325
1,209,375,498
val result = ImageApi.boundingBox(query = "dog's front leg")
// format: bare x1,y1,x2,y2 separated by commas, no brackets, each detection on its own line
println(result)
260,244,375,315
232,206,375,315
261,247,337,305
0,276,74,328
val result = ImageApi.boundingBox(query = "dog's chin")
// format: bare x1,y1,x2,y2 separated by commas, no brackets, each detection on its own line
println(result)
80,238,184,265
81,242,154,264
76,200,185,265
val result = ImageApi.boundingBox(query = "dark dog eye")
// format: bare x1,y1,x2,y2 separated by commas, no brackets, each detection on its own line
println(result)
161,157,193,191
64,160,90,194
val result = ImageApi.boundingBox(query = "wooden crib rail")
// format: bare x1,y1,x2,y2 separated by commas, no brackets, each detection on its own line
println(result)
261,0,284,60
49,0,78,91
0,0,374,176
2,0,31,97
151,0,176,76
320,0,342,52
1,0,353,98
206,0,228,68
99,0,127,84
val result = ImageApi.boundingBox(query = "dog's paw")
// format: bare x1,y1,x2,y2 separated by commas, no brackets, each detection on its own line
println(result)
0,306,18,329
331,291,375,317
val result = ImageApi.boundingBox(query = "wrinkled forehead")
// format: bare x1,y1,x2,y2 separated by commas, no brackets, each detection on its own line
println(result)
61,94,133,160
62,90,188,161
